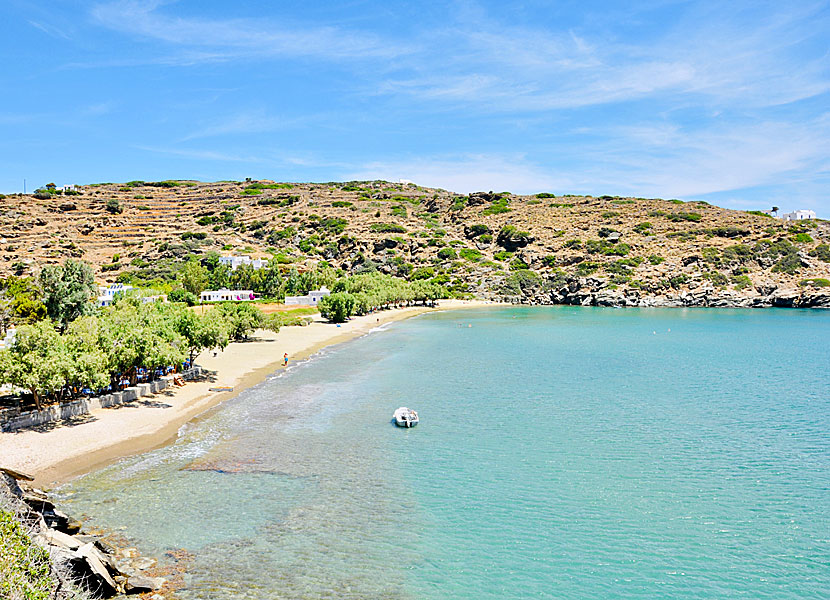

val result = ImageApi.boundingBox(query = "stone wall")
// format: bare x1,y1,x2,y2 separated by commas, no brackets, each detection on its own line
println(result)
0,367,202,432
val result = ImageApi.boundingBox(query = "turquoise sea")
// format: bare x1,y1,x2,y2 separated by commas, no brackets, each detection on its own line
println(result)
58,307,830,599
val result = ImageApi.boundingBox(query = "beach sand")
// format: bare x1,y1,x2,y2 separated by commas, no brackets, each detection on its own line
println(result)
0,300,494,488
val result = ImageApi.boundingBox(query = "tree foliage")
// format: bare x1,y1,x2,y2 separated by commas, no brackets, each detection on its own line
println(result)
38,259,96,330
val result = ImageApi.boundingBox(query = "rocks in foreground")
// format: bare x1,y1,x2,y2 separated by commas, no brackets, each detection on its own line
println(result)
1,468,166,598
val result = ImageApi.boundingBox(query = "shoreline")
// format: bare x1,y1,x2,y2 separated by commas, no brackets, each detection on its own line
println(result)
0,300,496,489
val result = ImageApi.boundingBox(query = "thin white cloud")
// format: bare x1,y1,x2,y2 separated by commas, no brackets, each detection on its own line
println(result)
134,145,266,163
90,0,410,61
179,110,306,141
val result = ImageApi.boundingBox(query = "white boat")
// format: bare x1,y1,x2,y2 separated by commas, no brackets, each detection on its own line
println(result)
394,407,419,428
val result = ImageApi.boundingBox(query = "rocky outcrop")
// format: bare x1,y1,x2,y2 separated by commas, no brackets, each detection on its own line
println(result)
0,468,167,598
499,275,830,309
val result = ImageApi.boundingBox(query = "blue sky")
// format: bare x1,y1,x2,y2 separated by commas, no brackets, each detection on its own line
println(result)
2,1,828,214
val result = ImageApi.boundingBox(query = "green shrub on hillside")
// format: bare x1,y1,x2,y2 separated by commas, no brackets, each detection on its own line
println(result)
576,262,600,276
106,198,122,214
370,223,406,233
501,269,543,295
437,248,457,260
800,278,830,287
483,197,510,215
731,275,753,290
667,212,701,222
810,244,830,262
459,248,483,262
791,232,814,243
0,510,56,600
535,192,556,198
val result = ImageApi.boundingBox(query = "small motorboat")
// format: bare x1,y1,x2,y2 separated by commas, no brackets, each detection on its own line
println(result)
394,407,419,428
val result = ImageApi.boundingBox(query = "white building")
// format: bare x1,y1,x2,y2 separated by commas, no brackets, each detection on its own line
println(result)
98,283,134,307
782,209,817,221
200,289,255,302
219,256,266,271
0,327,16,350
285,286,331,306
98,284,166,307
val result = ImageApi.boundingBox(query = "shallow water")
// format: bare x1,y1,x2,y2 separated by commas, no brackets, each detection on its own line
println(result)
59,307,830,599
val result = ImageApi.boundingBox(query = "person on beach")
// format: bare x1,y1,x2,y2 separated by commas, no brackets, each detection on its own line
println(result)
283,353,289,367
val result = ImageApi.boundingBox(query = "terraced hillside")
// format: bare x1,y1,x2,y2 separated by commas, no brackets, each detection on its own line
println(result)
1,180,828,307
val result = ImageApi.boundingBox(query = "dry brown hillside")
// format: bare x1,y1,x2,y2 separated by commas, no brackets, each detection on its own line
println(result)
1,180,828,307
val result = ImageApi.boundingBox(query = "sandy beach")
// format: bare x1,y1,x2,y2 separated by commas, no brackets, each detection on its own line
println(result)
0,300,494,488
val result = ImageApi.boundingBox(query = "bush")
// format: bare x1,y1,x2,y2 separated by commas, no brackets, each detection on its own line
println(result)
370,223,406,233
483,197,511,215
509,257,529,270
791,233,814,243
106,198,122,214
576,262,600,276
809,244,830,262
666,212,701,222
479,234,493,243
181,231,207,240
318,292,356,323
0,510,56,600
535,192,556,198
668,274,689,288
466,224,491,238
501,269,542,295
332,201,353,208
493,250,513,261
437,248,457,260
563,239,582,249
541,255,557,267
458,248,482,262
800,278,830,288
168,288,198,305
731,275,753,290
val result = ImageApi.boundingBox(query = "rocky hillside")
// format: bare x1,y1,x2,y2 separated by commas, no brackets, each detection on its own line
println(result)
1,180,829,307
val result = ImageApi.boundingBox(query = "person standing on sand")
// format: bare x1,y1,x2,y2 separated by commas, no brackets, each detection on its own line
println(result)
283,353,289,367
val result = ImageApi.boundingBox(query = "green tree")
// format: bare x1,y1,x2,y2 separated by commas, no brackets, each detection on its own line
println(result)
168,288,198,305
39,259,96,330
215,302,264,340
64,316,109,396
0,321,72,410
318,292,356,323
174,308,230,362
178,260,209,296
256,261,285,299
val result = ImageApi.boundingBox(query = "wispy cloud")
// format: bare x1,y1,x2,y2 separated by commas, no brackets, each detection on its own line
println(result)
380,1,830,112
90,0,410,62
134,145,266,163
179,110,308,141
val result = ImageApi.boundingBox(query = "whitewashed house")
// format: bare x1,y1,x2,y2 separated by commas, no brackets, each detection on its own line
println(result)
200,289,255,302
98,283,134,307
0,326,16,350
218,256,266,271
782,209,817,222
285,286,331,306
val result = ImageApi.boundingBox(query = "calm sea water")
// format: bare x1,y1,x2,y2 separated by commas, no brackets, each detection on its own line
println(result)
58,307,830,599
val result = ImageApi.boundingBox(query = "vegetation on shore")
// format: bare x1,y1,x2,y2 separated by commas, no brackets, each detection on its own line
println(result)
1,180,827,307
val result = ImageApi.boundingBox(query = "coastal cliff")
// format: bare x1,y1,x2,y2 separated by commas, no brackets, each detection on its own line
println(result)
1,180,827,307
